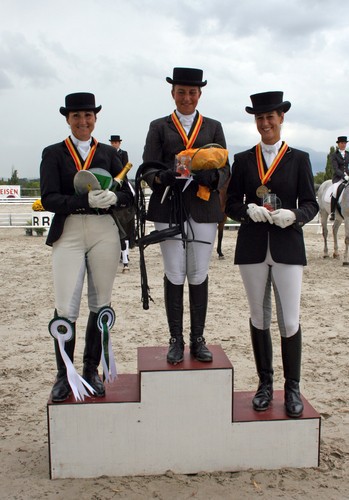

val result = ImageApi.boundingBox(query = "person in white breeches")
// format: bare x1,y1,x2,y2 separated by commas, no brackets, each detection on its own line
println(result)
225,91,319,418
40,92,134,403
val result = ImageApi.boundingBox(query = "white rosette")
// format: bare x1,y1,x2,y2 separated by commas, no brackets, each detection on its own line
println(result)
97,307,117,383
49,317,95,401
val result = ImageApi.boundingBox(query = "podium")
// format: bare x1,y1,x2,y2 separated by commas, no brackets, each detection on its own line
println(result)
47,345,320,479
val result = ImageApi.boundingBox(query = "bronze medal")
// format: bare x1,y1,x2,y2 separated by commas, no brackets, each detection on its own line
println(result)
255,142,288,198
256,185,269,198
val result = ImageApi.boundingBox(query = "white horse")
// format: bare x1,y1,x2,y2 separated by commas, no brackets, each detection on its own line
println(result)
341,182,349,265
317,179,349,264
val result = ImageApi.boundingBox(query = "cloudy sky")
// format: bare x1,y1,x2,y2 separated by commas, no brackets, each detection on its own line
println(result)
2,0,349,179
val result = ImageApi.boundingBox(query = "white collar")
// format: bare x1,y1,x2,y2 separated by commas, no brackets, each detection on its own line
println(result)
176,110,196,124
70,134,92,148
261,140,282,154
70,134,92,160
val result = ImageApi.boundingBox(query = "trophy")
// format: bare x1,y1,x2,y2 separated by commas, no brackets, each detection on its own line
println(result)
174,155,191,178
262,193,281,212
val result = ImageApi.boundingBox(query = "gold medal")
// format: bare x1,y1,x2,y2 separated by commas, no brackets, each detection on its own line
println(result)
256,185,269,198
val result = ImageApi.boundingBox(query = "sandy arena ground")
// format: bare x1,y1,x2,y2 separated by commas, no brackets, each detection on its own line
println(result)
1,206,348,499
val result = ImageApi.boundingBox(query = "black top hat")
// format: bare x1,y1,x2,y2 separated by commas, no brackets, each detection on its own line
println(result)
245,91,291,115
109,135,122,142
60,92,102,116
166,67,207,87
336,136,348,143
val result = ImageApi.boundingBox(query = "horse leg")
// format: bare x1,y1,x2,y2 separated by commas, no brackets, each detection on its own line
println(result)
332,218,342,259
343,219,349,265
216,220,225,259
343,236,349,266
217,176,230,260
321,210,329,258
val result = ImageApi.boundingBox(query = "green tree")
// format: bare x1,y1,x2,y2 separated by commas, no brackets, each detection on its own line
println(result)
21,179,40,197
9,167,20,184
312,145,335,188
324,146,335,181
314,171,325,185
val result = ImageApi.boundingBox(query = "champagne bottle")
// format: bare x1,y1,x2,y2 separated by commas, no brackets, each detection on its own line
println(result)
112,162,133,191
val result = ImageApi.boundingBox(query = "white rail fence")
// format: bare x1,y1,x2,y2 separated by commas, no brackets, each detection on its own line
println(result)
0,213,33,228
0,198,322,229
0,198,37,205
0,198,45,228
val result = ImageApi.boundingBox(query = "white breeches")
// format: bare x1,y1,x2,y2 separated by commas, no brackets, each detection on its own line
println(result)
155,218,216,285
324,180,342,203
52,214,120,322
239,245,303,337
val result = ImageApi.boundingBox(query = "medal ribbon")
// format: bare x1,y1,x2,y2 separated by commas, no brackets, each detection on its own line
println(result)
256,141,288,185
171,111,203,149
97,307,117,383
48,317,95,401
65,136,98,171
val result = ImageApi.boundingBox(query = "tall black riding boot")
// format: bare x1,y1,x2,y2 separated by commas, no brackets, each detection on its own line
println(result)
250,320,274,411
83,311,105,397
330,196,336,221
164,276,185,364
51,328,75,402
189,277,212,362
282,327,303,418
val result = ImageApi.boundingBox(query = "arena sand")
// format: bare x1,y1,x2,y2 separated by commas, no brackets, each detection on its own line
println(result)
0,218,348,499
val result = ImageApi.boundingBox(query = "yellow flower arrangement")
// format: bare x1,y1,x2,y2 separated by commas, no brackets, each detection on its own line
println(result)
32,199,45,211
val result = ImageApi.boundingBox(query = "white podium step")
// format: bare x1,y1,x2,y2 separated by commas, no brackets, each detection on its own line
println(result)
47,345,320,479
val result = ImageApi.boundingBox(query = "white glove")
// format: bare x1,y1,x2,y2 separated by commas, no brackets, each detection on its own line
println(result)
271,209,296,228
247,203,273,223
344,174,349,182
88,189,117,209
100,190,117,208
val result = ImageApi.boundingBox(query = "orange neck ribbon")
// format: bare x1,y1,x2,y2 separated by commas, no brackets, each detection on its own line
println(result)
256,141,288,185
171,111,203,149
65,136,98,171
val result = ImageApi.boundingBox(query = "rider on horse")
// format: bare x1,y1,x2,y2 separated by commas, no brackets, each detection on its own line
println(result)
330,136,349,220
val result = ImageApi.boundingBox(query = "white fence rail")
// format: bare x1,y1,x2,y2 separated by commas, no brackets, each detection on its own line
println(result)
0,214,322,229
0,199,36,228
0,198,323,229
0,197,37,205
0,213,33,228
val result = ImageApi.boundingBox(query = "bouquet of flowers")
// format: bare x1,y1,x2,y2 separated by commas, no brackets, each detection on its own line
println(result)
176,143,228,200
32,199,45,211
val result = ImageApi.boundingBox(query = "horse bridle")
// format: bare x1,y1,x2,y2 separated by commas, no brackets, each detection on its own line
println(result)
135,161,209,310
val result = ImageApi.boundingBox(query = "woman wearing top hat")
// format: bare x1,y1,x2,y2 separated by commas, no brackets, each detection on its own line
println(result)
141,67,230,365
329,136,349,219
225,91,318,418
40,92,134,402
